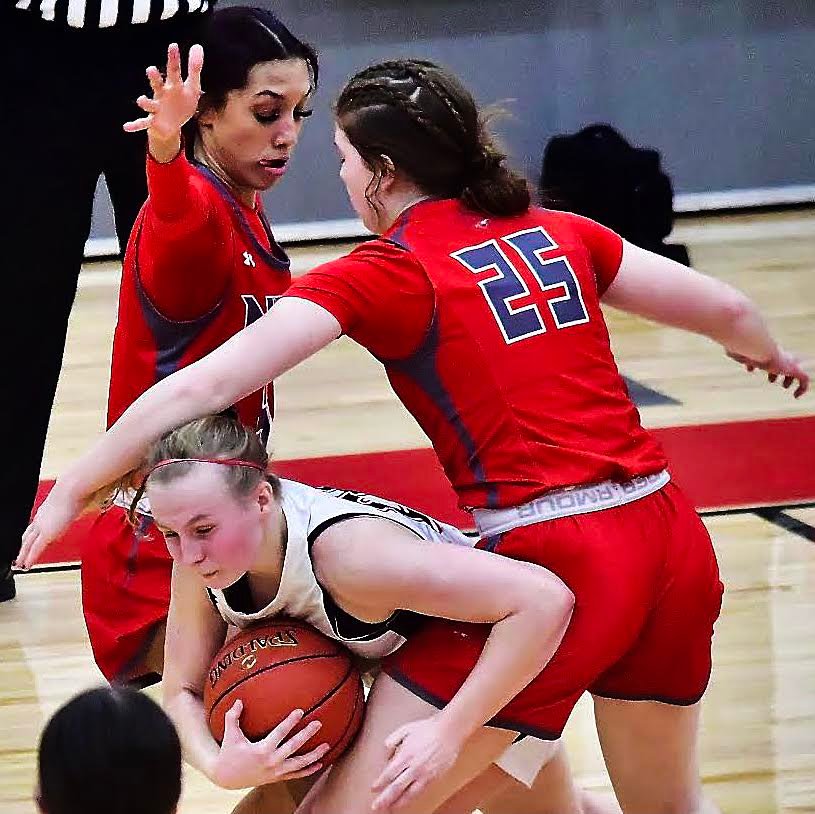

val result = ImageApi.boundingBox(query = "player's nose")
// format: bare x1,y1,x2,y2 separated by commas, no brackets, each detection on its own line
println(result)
273,117,299,149
179,538,205,566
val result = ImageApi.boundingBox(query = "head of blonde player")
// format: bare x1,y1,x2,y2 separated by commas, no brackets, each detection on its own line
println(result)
133,415,281,591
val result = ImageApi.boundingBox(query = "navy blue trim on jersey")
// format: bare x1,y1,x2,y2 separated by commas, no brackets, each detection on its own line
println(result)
480,532,503,552
389,317,499,508
192,162,291,271
386,197,441,250
307,512,426,643
591,687,708,707
384,666,561,741
131,212,222,381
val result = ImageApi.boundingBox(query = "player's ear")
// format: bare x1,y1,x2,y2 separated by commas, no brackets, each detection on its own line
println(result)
255,479,275,513
378,154,397,190
197,99,216,129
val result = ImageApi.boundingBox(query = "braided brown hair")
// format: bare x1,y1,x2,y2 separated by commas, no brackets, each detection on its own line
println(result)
336,59,530,217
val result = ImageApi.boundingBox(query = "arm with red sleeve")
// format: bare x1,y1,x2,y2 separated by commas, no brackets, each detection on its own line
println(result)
284,239,434,359
136,149,232,321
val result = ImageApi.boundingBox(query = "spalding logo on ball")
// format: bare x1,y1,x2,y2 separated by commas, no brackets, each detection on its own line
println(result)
203,619,365,766
209,628,299,688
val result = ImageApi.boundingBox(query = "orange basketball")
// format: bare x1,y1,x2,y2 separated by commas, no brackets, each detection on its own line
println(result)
203,618,364,766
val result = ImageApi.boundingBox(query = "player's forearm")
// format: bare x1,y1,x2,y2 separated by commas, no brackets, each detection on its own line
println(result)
703,293,779,362
55,366,225,506
605,242,779,362
164,687,221,780
436,579,573,741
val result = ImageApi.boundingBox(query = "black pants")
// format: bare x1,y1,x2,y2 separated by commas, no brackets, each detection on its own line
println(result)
0,8,208,565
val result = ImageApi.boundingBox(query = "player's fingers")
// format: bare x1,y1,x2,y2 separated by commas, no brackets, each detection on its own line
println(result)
794,373,809,398
768,372,778,384
135,95,160,113
277,761,325,781
383,723,409,752
166,43,182,85
371,750,410,793
372,768,414,812
123,116,153,133
782,374,795,389
222,700,244,742
187,44,204,94
264,708,305,747
392,774,431,811
278,742,330,773
146,65,164,96
17,526,38,569
275,720,322,759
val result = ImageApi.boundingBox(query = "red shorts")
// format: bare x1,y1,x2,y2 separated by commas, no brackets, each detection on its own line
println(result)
384,482,724,739
80,507,172,683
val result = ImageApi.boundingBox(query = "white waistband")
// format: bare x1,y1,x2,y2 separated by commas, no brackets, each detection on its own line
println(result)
473,470,670,538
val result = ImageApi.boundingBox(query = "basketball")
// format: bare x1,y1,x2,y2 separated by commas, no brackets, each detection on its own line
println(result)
203,618,364,766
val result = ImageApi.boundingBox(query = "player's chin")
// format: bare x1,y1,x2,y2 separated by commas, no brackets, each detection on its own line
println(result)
202,569,243,591
251,165,287,191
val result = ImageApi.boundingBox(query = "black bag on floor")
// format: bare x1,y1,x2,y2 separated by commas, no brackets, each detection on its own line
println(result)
540,124,690,266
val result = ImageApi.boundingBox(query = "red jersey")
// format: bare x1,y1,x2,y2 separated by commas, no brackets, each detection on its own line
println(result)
286,199,666,509
108,152,291,443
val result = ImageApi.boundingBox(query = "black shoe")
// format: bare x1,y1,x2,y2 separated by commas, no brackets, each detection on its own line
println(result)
0,565,16,602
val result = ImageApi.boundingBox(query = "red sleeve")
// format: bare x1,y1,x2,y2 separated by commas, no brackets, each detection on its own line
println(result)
136,150,231,321
284,240,434,360
568,214,624,295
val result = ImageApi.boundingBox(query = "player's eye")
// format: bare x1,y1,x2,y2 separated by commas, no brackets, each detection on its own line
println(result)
162,530,179,541
254,110,280,124
195,526,215,537
294,108,313,121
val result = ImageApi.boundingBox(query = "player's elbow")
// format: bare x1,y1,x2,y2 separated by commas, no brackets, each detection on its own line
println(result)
175,367,235,418
518,569,575,640
718,289,754,328
708,288,757,342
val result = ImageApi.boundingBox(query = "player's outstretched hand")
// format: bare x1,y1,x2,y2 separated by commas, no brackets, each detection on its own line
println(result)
17,486,86,570
728,347,809,398
211,701,330,790
123,42,204,139
371,714,464,811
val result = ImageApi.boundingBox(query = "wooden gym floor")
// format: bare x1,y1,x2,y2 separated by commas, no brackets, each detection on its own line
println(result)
1,208,813,813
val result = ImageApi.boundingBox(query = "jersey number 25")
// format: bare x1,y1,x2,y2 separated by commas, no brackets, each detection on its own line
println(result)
451,226,589,344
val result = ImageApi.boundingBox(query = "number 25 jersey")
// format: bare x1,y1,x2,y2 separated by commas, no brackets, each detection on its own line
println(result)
286,198,667,509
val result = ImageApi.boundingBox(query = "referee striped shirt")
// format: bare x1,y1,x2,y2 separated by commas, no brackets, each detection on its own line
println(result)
11,0,211,28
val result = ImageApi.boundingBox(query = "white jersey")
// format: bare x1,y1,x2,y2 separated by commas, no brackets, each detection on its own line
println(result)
207,478,556,786
206,479,476,660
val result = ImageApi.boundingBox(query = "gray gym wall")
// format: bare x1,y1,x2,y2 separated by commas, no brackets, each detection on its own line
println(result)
88,0,815,251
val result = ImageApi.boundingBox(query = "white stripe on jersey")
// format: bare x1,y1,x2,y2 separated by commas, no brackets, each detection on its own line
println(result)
99,0,118,26
39,0,58,21
158,0,178,22
66,0,86,26
127,0,146,23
